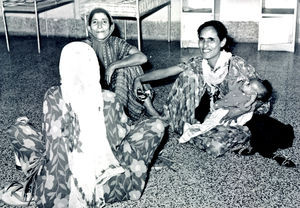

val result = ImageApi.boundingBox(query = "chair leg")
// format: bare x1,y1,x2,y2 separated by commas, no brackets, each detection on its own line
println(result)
84,15,88,37
167,4,171,42
137,17,141,51
2,11,10,52
34,2,41,53
124,20,127,40
45,12,49,37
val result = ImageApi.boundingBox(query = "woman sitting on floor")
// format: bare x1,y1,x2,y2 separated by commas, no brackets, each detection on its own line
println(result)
0,42,165,207
133,20,296,167
84,7,160,121
134,20,259,157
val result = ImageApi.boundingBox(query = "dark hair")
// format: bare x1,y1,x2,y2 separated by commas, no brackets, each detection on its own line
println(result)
88,8,112,26
197,20,235,52
254,79,273,103
260,79,273,102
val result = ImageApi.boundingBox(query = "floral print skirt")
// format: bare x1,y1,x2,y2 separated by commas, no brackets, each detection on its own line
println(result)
6,86,165,207
165,70,251,157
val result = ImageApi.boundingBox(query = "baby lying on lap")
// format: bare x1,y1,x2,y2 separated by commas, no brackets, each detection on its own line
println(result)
179,78,272,143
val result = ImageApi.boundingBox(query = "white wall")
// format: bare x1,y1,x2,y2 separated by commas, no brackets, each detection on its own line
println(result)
1,0,299,22
2,0,298,23
1,0,300,42
218,0,260,21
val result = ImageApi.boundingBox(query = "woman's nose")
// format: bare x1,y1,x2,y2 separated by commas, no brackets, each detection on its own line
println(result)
97,22,103,28
203,40,209,47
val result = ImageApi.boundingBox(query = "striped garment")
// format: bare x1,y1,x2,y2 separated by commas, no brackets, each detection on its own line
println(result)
88,36,150,121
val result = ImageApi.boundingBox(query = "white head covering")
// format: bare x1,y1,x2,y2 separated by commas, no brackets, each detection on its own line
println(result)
59,42,123,207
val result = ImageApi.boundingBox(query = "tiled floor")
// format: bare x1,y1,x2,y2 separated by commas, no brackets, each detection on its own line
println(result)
0,36,299,208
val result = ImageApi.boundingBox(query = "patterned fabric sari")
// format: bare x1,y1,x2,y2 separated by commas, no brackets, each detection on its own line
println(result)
165,54,270,157
5,42,165,207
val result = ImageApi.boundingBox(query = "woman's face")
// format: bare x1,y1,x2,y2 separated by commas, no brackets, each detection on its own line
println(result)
198,26,226,67
89,12,111,40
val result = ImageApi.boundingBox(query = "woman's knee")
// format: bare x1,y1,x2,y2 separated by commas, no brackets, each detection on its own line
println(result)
205,140,227,157
103,171,144,203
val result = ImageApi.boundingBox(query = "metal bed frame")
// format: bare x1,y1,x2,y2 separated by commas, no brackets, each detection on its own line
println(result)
78,0,171,51
2,0,74,53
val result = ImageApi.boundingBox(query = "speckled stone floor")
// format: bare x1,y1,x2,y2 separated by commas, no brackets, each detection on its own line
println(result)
0,36,299,208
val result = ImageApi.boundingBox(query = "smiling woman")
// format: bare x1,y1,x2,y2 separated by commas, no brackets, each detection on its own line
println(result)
197,21,228,66
88,8,112,40
84,8,160,121
133,20,271,157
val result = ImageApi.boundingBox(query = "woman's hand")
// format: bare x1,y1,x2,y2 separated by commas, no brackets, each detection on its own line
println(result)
220,101,257,123
105,64,116,85
133,77,143,97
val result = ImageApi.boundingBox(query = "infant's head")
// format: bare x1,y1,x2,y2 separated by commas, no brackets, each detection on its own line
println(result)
242,78,272,102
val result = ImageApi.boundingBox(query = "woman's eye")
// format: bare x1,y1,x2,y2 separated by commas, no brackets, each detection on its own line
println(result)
91,20,97,25
102,20,108,25
199,37,214,43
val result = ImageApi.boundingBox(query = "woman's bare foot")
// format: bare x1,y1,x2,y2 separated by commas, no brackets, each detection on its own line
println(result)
143,98,160,117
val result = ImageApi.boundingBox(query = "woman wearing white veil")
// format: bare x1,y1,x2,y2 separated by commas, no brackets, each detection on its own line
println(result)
0,42,165,207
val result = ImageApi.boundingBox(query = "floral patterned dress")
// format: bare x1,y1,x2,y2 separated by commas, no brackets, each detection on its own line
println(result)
165,55,270,157
7,86,165,207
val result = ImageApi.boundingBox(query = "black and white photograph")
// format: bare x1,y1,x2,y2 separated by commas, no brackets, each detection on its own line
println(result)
0,0,299,207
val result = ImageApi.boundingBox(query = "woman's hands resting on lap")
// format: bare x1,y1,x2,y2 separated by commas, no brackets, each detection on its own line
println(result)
133,77,143,97
220,101,257,123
